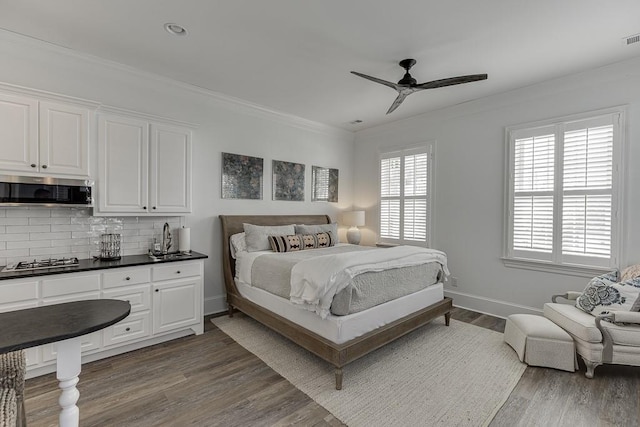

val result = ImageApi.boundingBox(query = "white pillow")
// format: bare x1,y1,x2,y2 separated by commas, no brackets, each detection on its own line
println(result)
229,232,247,259
243,223,295,252
576,271,640,316
294,223,339,242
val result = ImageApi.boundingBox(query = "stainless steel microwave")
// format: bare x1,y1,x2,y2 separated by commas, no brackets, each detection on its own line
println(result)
0,175,93,207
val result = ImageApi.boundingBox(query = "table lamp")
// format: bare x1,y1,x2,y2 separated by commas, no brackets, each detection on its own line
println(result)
343,211,365,245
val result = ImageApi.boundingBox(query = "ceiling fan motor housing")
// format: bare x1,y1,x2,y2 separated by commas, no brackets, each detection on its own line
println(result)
398,58,417,86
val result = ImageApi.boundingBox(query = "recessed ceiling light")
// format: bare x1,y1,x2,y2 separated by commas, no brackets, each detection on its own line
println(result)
164,23,187,36
350,120,363,124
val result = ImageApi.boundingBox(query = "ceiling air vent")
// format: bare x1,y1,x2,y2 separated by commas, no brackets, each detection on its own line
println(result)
623,33,640,45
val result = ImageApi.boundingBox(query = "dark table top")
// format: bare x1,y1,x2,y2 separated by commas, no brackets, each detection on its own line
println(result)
0,299,131,354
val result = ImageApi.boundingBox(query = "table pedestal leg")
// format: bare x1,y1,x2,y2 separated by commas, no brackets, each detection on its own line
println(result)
56,337,82,427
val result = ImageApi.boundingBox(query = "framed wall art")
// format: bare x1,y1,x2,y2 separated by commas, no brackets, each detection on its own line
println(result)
311,165,339,202
272,160,305,201
221,152,264,199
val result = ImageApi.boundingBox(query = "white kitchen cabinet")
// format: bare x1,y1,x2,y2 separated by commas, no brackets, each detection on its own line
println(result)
152,262,201,335
153,277,201,335
0,91,91,177
97,114,149,213
0,258,204,378
97,113,192,215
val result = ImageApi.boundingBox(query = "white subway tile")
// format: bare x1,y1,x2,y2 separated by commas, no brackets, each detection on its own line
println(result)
51,238,91,247
0,233,30,242
7,240,51,249
50,208,73,217
70,231,96,239
123,247,148,256
0,248,29,258
30,232,72,241
7,225,50,234
51,224,91,232
0,210,6,217
7,209,51,218
0,257,6,266
0,218,29,226
30,246,71,256
29,217,71,225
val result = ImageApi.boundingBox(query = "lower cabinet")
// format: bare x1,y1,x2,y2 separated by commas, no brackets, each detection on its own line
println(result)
0,259,204,377
153,277,201,334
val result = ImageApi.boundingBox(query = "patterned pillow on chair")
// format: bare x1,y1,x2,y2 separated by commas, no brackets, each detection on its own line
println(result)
576,270,640,316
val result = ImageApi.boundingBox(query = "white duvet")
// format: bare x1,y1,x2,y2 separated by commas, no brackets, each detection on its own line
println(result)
289,246,449,318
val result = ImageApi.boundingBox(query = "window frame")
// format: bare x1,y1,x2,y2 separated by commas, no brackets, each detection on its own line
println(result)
378,142,435,247
503,107,626,277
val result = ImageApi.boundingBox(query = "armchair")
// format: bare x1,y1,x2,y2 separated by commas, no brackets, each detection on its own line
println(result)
544,293,640,378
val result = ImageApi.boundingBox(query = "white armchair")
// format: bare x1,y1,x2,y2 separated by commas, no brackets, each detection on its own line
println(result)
544,293,640,378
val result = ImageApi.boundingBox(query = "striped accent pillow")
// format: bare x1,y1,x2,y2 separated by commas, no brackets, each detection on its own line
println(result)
268,231,336,253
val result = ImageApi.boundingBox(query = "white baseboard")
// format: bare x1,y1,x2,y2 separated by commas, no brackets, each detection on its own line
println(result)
444,290,542,319
205,295,227,316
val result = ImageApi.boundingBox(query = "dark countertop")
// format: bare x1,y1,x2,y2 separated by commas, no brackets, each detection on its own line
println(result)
0,299,131,353
0,251,208,281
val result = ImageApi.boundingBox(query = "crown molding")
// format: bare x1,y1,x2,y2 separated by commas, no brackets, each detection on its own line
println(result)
0,29,353,140
97,105,199,129
0,81,100,108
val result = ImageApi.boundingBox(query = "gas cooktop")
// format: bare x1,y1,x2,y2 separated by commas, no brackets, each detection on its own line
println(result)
1,257,80,273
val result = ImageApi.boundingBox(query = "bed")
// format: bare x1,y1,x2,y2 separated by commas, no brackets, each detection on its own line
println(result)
219,214,453,389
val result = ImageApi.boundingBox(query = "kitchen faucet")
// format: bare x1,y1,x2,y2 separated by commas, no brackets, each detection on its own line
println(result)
162,223,172,254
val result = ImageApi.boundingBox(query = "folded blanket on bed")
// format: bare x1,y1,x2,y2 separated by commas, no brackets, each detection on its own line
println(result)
289,246,449,318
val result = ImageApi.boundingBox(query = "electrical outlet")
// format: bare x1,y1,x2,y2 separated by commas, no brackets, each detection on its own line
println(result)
450,277,458,287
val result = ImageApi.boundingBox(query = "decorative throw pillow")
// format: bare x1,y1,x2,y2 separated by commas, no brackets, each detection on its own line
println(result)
295,223,339,242
243,223,295,252
575,270,640,316
268,231,336,253
229,232,247,259
621,264,640,282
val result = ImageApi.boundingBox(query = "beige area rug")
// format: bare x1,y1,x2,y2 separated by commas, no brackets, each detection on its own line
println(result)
212,315,526,427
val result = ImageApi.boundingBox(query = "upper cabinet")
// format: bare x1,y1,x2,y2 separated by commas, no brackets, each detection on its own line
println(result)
0,92,91,178
97,113,192,215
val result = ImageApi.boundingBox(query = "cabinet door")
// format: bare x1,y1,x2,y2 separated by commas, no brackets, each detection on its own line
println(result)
98,115,149,213
0,92,38,172
149,124,192,213
152,277,201,335
39,101,90,176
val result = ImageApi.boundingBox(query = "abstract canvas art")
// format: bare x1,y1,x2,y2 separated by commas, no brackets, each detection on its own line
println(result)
311,166,339,202
222,152,264,199
272,160,305,201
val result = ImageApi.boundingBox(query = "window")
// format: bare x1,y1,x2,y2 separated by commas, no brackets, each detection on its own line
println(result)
505,108,625,272
379,144,433,246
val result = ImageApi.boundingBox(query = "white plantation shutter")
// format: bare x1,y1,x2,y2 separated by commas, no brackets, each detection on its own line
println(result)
507,110,623,270
513,133,555,254
379,145,432,245
562,122,614,260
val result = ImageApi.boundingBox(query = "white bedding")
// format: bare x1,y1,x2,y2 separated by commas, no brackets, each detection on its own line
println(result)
290,245,449,318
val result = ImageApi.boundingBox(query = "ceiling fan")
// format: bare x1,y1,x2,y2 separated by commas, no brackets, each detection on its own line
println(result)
351,59,487,114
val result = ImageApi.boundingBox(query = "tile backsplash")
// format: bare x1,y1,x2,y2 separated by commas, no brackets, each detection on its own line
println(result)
0,207,182,266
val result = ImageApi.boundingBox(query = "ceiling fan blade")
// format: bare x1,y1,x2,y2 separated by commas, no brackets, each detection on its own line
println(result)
351,71,399,90
386,92,409,114
415,74,488,90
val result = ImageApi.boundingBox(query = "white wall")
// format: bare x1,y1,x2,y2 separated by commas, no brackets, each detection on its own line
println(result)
354,56,640,317
0,31,355,314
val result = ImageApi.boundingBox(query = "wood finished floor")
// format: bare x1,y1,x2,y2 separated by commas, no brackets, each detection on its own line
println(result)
23,307,640,426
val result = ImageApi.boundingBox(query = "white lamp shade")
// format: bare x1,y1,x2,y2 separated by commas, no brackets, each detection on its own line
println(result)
343,210,365,227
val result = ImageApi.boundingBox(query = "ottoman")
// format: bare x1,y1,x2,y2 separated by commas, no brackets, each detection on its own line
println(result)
504,314,576,372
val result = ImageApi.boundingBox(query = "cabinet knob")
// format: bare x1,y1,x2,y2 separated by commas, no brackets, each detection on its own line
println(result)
125,276,130,280
143,206,147,210
176,271,181,274
152,206,157,210
30,163,36,168
125,327,131,332
41,165,48,169
155,289,159,292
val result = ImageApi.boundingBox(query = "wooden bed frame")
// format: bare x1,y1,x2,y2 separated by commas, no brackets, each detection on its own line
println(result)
219,214,452,389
